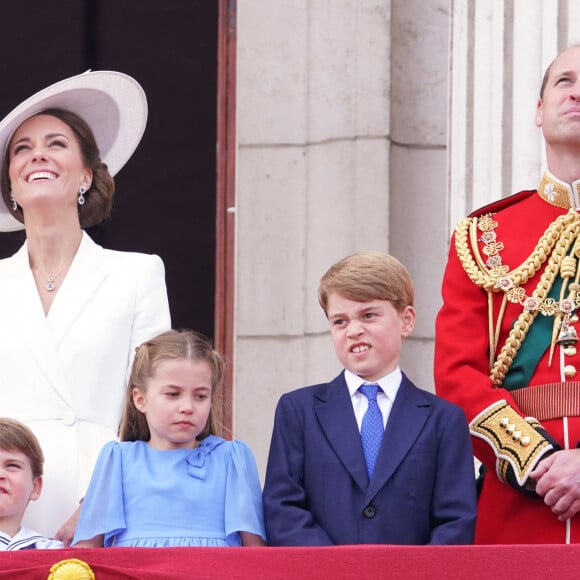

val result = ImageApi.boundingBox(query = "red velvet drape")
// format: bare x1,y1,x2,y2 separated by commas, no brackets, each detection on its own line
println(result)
1,545,578,579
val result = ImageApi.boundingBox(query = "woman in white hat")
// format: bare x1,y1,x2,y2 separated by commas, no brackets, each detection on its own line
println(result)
0,71,171,544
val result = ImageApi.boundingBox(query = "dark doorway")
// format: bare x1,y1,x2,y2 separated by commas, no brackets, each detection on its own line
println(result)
0,0,218,339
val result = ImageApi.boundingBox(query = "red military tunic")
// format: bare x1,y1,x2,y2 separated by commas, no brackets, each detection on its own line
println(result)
436,172,580,544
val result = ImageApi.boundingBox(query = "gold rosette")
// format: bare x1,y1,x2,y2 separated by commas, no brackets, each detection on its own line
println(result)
48,558,95,580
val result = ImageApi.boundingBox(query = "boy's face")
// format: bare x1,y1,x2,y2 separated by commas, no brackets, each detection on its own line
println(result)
0,448,41,527
326,293,416,381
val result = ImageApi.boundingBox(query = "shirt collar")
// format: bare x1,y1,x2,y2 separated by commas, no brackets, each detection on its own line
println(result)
344,367,402,402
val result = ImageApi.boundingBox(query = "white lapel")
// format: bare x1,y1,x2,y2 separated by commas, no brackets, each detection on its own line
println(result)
46,231,108,347
0,232,107,407
0,242,73,406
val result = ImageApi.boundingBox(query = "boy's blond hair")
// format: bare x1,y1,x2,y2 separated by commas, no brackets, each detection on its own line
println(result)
0,418,44,479
318,251,414,315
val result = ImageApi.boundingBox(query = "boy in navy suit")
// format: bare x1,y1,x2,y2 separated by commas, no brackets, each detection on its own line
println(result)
263,252,477,545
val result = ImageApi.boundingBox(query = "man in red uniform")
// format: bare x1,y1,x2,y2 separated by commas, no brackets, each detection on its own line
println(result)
436,44,580,544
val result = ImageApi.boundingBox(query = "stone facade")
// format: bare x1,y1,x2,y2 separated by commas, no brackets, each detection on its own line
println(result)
234,0,580,479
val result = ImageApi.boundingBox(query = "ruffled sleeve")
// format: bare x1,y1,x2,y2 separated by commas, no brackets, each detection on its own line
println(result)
72,441,127,547
223,440,266,543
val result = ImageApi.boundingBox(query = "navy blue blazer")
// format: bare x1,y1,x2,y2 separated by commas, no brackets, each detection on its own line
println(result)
263,372,477,546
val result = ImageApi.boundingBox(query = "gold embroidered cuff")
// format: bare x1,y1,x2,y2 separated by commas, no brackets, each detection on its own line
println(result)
470,400,553,486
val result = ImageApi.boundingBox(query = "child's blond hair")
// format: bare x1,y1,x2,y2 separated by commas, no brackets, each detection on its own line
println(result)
318,251,414,315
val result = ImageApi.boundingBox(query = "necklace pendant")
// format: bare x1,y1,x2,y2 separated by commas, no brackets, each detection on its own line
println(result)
46,278,56,292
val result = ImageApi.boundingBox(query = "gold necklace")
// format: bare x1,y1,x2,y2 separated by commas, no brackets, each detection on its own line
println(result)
46,276,58,292
40,265,67,292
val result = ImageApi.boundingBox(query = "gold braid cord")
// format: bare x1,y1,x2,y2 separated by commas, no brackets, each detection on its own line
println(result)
455,211,580,385
470,400,553,486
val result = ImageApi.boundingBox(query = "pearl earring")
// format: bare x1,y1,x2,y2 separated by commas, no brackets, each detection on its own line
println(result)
10,192,17,211
78,186,86,206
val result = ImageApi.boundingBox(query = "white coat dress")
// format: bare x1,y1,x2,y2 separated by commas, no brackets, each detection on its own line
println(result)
0,231,171,537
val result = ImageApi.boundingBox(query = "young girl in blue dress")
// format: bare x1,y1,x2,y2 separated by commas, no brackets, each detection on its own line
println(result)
72,329,266,547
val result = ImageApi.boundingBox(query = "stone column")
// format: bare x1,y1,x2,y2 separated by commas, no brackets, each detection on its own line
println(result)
389,0,450,391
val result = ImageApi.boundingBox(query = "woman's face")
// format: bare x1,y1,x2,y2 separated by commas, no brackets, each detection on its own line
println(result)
8,114,92,218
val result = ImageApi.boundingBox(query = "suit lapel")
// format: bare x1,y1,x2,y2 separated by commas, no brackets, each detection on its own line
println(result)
314,373,369,492
367,374,431,499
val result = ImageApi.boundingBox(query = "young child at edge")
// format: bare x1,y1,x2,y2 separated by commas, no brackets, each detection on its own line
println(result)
262,251,477,545
73,329,266,547
0,418,63,550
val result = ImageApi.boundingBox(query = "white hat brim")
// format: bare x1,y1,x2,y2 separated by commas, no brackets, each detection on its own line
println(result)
0,70,147,232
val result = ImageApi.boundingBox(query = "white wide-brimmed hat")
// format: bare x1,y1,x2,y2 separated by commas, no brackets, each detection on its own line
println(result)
0,70,147,231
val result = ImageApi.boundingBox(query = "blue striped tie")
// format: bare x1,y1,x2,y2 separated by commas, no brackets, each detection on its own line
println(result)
359,383,384,478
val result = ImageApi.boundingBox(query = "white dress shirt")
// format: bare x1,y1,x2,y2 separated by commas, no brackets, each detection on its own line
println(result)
344,367,402,431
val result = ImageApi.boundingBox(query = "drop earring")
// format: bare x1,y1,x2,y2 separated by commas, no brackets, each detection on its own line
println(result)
10,192,17,211
78,186,86,206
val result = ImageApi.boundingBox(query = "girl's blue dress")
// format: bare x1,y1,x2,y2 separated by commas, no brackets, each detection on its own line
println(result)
72,436,266,547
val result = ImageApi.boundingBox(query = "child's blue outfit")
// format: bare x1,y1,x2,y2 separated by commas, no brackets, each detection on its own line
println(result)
73,435,266,547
